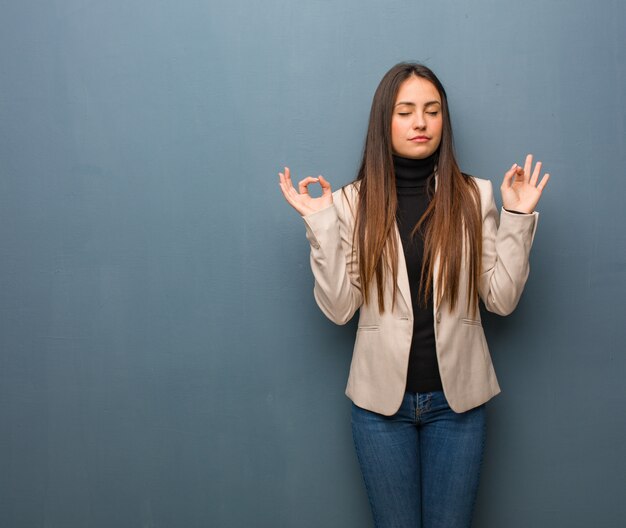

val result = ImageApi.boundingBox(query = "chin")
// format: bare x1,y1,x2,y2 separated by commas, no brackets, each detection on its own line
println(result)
398,149,436,159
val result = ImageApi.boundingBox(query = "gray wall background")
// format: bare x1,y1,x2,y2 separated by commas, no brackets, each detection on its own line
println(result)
1,0,624,526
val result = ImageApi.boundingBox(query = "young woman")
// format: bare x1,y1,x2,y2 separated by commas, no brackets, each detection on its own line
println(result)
277,62,550,528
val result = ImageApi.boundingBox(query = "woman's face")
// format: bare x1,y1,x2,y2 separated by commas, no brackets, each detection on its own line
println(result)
391,75,443,159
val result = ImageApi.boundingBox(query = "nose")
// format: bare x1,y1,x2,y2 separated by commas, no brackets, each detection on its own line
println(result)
412,113,426,130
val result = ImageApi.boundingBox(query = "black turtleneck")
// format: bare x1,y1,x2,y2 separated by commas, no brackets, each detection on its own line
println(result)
393,151,443,393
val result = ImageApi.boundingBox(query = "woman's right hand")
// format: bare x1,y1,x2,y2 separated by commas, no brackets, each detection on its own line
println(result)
278,166,333,217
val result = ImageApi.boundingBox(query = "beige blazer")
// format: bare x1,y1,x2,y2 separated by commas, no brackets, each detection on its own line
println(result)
301,174,539,415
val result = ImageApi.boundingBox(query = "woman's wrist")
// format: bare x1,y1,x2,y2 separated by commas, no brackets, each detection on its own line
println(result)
503,207,531,215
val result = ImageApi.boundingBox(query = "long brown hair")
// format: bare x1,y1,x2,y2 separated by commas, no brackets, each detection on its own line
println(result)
350,62,482,317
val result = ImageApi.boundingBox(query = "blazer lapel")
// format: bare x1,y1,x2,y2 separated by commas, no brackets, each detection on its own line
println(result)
394,222,413,313
432,170,440,312
393,169,440,316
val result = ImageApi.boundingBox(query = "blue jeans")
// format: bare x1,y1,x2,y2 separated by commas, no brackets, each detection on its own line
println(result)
350,390,486,528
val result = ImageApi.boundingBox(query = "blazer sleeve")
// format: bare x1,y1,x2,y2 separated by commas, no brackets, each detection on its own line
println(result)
478,178,540,316
301,185,363,325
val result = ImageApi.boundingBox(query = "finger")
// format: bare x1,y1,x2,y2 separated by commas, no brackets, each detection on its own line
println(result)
523,154,533,183
513,166,525,183
285,181,301,200
278,174,297,202
279,175,295,197
298,176,319,195
278,176,298,207
281,167,297,191
537,173,550,192
285,166,299,190
530,161,542,186
279,171,301,201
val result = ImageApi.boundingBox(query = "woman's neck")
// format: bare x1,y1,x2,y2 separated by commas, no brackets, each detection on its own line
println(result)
392,152,438,188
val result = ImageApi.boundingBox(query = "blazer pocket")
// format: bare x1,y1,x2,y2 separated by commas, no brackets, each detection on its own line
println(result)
357,325,380,332
461,318,482,327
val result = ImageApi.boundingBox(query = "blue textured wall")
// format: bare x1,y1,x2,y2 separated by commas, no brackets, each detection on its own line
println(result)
1,1,624,526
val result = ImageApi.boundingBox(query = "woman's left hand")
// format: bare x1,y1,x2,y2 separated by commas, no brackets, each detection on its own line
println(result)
501,153,550,214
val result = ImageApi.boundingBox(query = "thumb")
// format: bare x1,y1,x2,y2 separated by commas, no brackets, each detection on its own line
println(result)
502,164,516,188
318,175,333,195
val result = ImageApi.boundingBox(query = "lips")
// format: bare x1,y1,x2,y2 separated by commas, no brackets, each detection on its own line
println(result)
410,136,430,141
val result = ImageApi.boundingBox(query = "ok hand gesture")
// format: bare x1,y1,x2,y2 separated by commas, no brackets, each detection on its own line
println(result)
278,166,333,217
501,154,550,214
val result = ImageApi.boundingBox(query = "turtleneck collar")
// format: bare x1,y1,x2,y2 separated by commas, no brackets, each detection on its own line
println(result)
393,151,438,189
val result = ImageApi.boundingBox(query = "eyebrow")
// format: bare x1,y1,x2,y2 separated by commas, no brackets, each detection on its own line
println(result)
394,100,441,107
